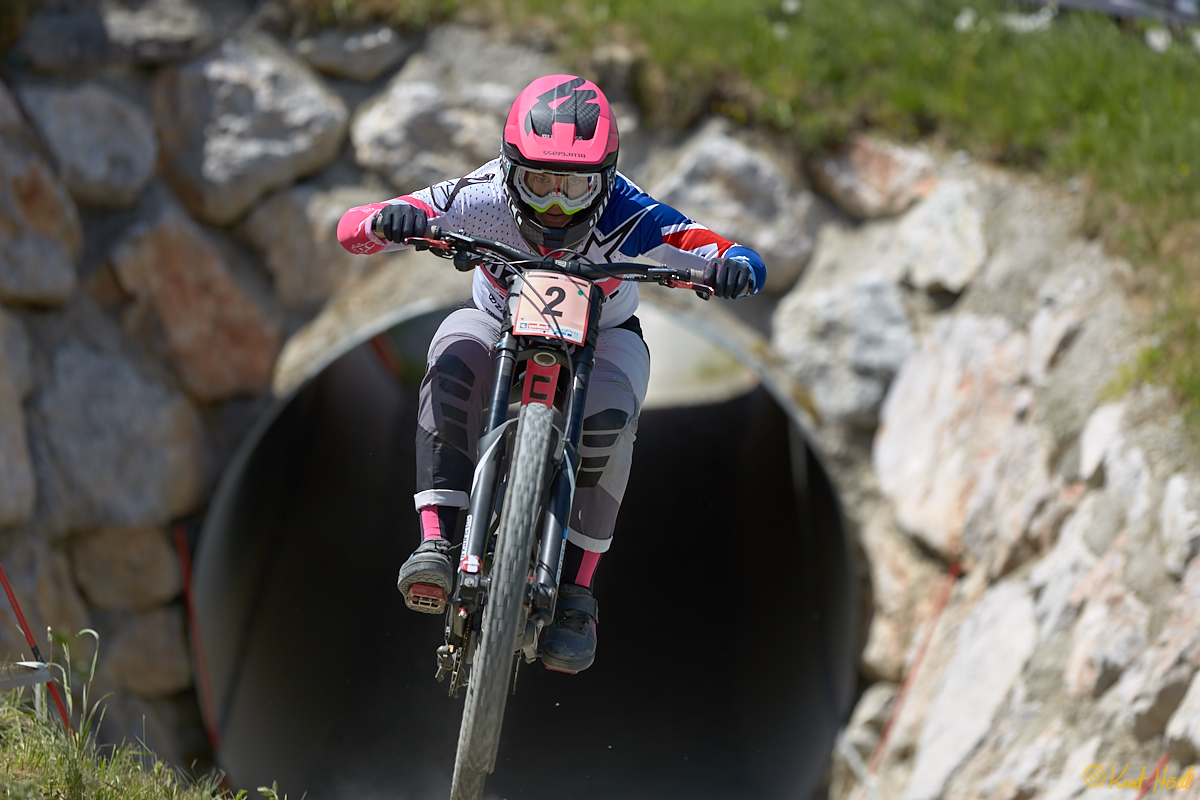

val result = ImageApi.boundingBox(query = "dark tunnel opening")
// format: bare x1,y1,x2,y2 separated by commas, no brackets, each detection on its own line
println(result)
193,305,859,800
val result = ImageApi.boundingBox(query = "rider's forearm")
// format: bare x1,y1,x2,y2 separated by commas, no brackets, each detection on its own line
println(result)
337,196,438,255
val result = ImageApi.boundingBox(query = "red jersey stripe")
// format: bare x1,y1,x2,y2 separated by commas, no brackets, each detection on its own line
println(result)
662,227,733,255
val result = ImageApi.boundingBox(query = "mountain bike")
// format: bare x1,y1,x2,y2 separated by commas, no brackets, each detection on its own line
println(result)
393,225,712,800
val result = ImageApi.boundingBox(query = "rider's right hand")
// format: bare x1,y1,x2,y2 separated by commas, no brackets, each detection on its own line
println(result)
375,203,429,242
702,256,754,299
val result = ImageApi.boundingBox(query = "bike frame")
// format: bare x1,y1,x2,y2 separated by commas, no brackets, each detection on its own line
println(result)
408,227,710,698
451,275,604,637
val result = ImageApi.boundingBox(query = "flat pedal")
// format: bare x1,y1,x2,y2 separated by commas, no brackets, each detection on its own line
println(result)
405,583,447,614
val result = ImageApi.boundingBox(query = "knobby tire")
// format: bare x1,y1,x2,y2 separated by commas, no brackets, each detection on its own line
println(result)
450,402,554,800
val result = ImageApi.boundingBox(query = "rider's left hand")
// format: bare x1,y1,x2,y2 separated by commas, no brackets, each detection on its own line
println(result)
702,257,754,299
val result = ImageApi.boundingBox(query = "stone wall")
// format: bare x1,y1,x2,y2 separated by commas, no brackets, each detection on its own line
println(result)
1,0,1198,794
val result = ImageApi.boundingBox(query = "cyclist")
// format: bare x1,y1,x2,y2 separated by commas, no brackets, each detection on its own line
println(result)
337,74,765,673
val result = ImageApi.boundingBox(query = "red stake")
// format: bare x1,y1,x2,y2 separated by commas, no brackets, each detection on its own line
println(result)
175,526,221,753
1134,753,1171,800
866,560,961,775
0,559,75,737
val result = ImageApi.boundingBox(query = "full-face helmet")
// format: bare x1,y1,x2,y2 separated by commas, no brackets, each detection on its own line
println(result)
501,75,619,253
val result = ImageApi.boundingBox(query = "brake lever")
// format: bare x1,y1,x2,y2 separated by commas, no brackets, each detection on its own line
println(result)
402,236,453,253
664,278,713,301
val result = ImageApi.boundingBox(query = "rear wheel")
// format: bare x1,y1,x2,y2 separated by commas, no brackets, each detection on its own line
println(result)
450,402,554,800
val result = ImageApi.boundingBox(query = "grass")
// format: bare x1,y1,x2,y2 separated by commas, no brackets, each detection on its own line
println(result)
298,0,1200,421
0,631,290,800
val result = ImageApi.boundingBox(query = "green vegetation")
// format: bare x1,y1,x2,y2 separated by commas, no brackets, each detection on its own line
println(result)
0,685,293,800
0,632,286,800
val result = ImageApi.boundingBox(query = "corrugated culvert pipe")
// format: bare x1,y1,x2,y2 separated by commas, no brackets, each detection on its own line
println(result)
192,298,859,800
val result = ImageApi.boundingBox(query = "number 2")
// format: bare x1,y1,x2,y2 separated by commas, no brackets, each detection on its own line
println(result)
542,286,565,318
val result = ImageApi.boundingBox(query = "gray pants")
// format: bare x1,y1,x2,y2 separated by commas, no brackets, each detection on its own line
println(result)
413,307,651,553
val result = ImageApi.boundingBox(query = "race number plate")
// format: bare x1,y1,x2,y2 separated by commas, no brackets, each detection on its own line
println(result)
513,271,592,345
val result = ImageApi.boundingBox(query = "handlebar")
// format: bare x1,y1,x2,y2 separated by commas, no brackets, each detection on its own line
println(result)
392,223,714,300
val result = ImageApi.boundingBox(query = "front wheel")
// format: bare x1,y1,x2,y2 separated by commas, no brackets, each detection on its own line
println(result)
450,402,554,800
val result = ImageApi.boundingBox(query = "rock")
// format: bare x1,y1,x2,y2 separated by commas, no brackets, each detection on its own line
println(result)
1028,302,1083,386
1105,440,1153,529
846,681,898,760
798,221,910,294
811,134,938,220
111,207,281,401
0,81,25,131
12,9,113,73
1161,473,1200,578
1064,550,1150,696
858,506,946,681
648,119,821,294
881,569,987,774
830,681,898,800
1000,6,1058,34
350,25,561,193
0,531,91,663
100,0,216,65
772,270,916,429
856,504,946,681
1116,558,1200,740
0,308,32,399
243,182,388,312
976,719,1066,800
97,606,193,699
893,179,989,295
0,133,82,306
1166,671,1200,765
1080,402,1124,484
29,339,205,530
0,343,35,528
0,308,35,532
961,421,1055,577
1145,27,1173,54
16,82,158,208
294,24,412,82
13,1,217,72
70,526,183,612
153,32,349,225
1040,736,1102,800
1029,493,1099,641
874,313,1028,561
903,580,1037,800
1027,481,1087,555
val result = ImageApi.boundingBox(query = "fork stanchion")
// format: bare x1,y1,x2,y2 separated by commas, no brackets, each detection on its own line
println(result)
0,559,75,736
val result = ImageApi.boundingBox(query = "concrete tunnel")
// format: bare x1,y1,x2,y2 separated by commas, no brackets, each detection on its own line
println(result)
191,300,860,800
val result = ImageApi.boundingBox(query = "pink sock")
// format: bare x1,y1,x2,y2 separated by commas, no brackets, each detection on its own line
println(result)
575,551,601,588
419,505,443,541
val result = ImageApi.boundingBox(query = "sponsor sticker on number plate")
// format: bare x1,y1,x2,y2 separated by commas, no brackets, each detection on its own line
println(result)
514,271,591,345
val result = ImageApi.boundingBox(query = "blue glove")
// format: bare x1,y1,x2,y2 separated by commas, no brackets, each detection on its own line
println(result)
702,257,754,299
375,204,428,242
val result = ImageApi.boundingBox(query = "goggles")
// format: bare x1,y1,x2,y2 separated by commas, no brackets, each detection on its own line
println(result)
511,166,605,215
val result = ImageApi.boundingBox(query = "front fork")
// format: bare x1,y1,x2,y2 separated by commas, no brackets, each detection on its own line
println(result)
438,285,601,689
451,346,594,625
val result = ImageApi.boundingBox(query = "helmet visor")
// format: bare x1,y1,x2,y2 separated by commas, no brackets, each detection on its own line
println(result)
512,166,604,215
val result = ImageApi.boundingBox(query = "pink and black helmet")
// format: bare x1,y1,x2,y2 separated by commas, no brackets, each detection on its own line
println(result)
501,75,619,253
